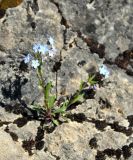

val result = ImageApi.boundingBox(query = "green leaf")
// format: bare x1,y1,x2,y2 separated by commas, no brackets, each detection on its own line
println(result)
54,100,69,114
79,80,84,91
88,74,97,85
44,81,52,101
29,104,41,109
48,95,56,109
28,104,44,113
52,119,59,126
68,93,84,106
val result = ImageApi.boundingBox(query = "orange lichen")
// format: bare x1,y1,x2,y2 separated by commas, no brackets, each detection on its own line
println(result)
0,0,23,10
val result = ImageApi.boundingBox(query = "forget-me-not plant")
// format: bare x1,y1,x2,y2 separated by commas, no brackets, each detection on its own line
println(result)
23,37,65,125
23,37,98,126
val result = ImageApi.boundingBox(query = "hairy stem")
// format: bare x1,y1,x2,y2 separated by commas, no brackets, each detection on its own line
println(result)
37,66,48,111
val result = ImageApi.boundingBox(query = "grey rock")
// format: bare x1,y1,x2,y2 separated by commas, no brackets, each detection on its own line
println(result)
0,129,29,160
0,0,133,160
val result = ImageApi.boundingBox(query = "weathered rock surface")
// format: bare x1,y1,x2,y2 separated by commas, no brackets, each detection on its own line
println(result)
0,128,29,160
0,0,133,160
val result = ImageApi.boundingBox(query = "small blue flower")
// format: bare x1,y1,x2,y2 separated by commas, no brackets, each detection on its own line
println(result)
99,64,110,78
33,44,41,53
48,47,57,57
88,85,96,90
31,60,40,69
24,54,32,64
33,44,49,54
39,45,49,54
93,85,97,90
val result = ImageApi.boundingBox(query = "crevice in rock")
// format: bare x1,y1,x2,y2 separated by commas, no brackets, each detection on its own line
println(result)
22,138,35,156
66,113,87,123
89,0,95,3
35,122,45,150
30,21,36,30
104,48,133,76
96,150,106,160
99,97,112,109
0,60,5,65
95,143,133,160
0,9,6,18
82,88,96,99
68,39,77,49
13,117,28,127
77,60,86,67
44,125,56,134
89,137,98,149
115,49,133,69
19,60,29,72
0,119,12,127
21,121,55,156
49,151,61,160
115,49,133,76
2,18,7,24
109,121,132,136
1,102,25,115
67,113,132,136
127,115,133,127
74,31,106,58
22,122,45,156
26,1,36,30
4,126,18,142
31,0,39,15
89,119,132,136
52,61,62,73
90,119,107,131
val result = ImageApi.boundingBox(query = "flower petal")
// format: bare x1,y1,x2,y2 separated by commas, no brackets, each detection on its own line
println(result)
99,64,110,78
31,60,40,69
24,54,32,64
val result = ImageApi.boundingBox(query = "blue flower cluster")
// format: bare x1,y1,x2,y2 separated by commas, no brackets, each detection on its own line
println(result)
33,44,49,54
24,37,57,69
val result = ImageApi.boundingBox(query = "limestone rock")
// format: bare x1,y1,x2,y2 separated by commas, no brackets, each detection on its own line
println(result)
0,0,133,160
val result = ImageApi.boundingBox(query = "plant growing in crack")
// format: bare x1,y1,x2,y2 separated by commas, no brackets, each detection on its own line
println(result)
23,37,99,126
